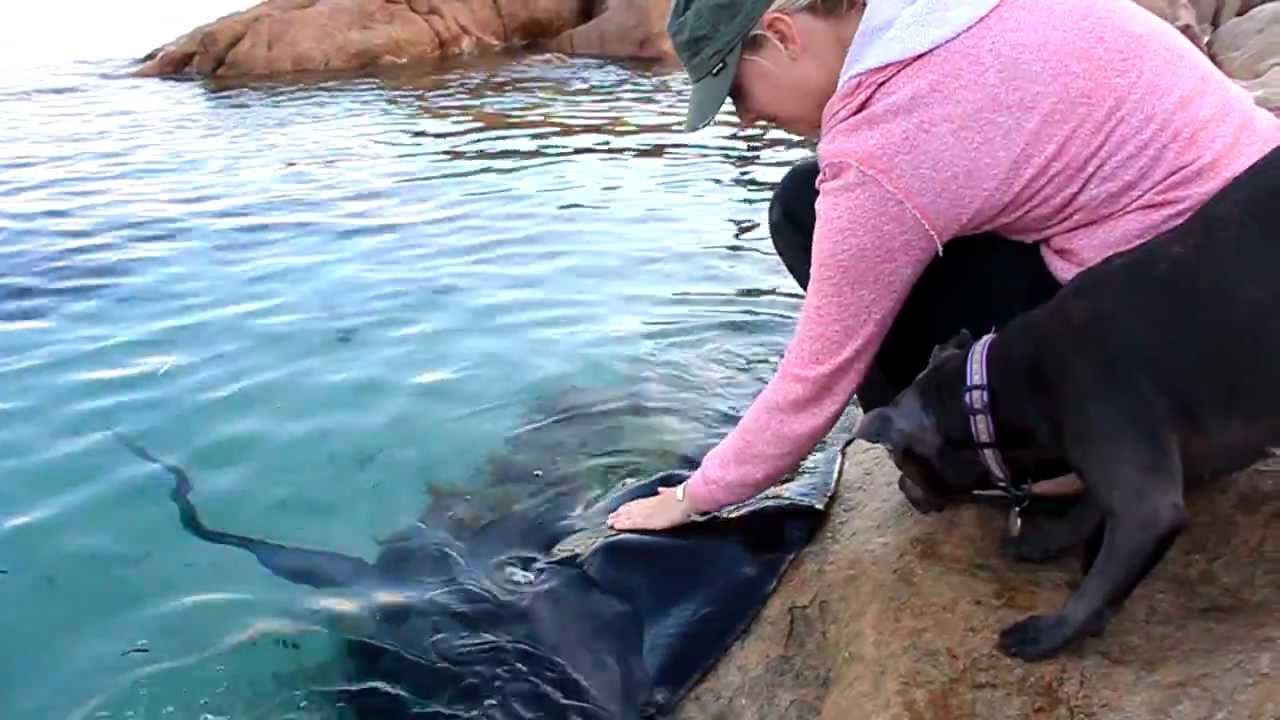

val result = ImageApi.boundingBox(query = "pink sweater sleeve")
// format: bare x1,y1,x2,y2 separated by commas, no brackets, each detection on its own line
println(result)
683,158,944,513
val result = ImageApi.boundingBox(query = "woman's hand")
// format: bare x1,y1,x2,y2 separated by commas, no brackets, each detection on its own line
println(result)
606,485,695,531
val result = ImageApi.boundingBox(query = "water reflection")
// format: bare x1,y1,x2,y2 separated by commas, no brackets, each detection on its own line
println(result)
0,45,830,720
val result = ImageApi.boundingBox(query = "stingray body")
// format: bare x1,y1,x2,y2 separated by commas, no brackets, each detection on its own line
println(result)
117,387,839,719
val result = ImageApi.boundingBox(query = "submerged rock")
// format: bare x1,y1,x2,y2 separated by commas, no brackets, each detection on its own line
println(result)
134,0,675,78
679,442,1280,720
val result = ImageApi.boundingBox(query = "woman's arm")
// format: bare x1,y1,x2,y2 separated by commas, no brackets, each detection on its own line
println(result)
683,158,946,513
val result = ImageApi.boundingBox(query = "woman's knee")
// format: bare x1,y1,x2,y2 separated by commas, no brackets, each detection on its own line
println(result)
769,159,820,290
872,233,1063,395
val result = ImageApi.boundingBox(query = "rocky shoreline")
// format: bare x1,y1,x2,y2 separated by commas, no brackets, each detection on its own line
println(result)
677,440,1280,720
132,0,674,79
134,1,1279,115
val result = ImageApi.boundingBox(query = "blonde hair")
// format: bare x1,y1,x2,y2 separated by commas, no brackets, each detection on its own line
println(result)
745,0,862,51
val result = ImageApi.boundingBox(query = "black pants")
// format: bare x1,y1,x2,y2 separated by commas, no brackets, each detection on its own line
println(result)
769,160,1063,411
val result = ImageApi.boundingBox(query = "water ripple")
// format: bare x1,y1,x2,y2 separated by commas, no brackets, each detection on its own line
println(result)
0,41,816,720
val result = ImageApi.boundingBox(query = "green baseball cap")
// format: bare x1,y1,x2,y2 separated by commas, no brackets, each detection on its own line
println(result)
667,0,774,131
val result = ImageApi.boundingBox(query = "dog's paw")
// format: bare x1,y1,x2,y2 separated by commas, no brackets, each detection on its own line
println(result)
997,614,1077,661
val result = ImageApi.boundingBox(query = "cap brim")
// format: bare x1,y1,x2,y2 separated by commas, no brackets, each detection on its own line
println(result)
684,42,742,132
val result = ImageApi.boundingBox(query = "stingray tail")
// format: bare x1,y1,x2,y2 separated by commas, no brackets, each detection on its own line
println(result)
114,431,378,589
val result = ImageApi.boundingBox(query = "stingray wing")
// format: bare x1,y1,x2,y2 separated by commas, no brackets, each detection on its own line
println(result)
546,449,840,716
115,432,379,590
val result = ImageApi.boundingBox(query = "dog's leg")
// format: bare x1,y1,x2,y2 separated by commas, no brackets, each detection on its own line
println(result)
1080,518,1105,575
1001,498,1103,563
997,423,1186,661
1076,520,1125,638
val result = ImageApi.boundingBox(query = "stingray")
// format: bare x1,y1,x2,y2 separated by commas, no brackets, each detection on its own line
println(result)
114,388,842,719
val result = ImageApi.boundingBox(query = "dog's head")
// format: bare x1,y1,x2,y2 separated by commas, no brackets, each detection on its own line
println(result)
853,330,993,513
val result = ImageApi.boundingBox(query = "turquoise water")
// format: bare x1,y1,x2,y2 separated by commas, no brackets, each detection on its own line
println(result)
0,6,827,719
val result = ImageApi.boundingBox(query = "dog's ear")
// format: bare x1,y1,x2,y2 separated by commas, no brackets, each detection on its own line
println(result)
927,343,948,367
928,329,976,367
853,407,911,451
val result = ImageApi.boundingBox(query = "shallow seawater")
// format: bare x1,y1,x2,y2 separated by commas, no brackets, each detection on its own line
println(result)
0,6,834,719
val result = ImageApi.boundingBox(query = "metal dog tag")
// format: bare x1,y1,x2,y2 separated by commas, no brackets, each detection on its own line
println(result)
1008,505,1023,538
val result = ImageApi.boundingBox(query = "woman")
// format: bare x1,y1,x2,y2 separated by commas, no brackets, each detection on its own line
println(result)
607,0,1280,531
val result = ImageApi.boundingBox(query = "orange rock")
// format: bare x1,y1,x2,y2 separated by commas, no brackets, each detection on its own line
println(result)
134,0,673,78
544,0,676,62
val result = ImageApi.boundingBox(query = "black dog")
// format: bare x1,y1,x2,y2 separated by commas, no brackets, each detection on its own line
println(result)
852,145,1280,662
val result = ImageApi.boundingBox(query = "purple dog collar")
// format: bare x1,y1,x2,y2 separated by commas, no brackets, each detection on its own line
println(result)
964,333,1014,488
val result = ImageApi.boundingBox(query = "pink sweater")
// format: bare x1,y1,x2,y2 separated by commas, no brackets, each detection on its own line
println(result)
684,0,1280,513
